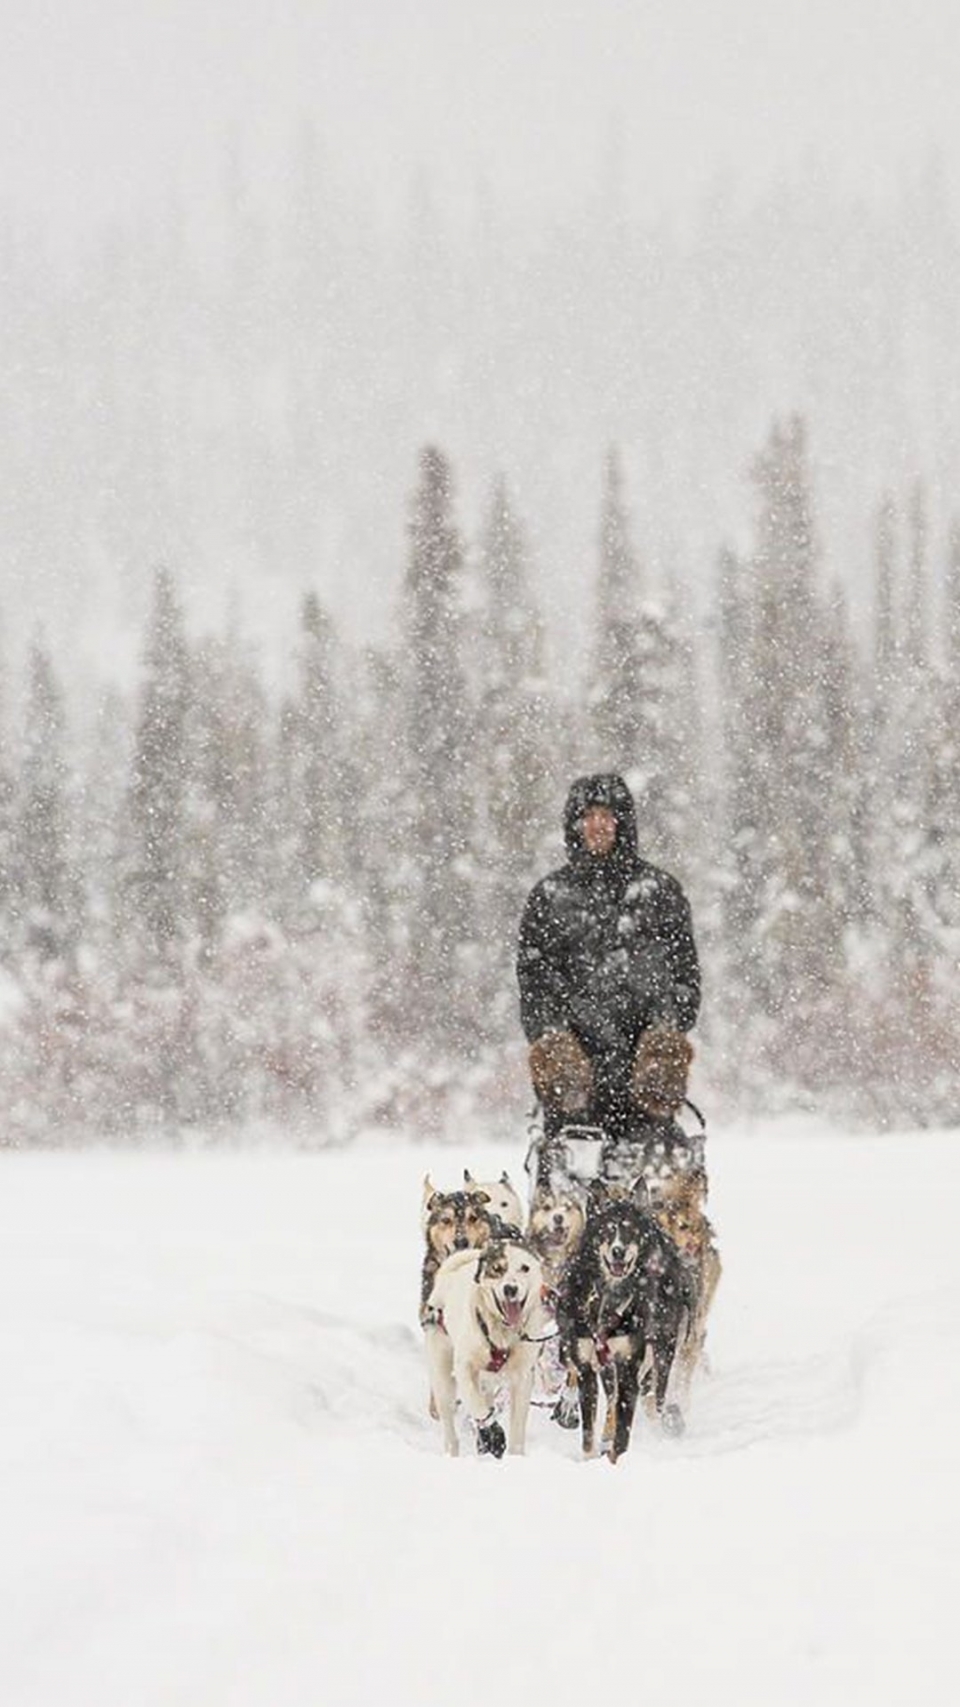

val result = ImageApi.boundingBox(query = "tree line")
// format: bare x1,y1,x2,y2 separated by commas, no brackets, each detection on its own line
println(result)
1,415,958,1141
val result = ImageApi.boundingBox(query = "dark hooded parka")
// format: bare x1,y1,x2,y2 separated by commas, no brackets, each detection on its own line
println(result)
517,773,700,1139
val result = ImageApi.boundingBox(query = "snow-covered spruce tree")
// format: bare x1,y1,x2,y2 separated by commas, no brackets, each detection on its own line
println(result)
871,481,959,1116
13,638,80,960
78,687,133,946
400,446,477,1086
2,638,99,1139
170,632,270,1124
121,567,200,1127
348,645,414,1103
588,448,643,771
0,634,17,949
186,632,270,939
181,604,370,1137
256,595,369,1135
127,568,193,958
918,518,960,1111
469,476,554,1050
819,580,874,1091
588,448,694,875
293,592,348,899
714,543,767,1098
926,520,960,950
270,594,350,929
864,492,901,891
728,416,853,1093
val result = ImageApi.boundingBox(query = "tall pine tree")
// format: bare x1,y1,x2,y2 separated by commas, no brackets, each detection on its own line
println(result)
14,638,78,959
128,567,193,958
724,416,849,1084
471,476,553,1043
402,446,476,1060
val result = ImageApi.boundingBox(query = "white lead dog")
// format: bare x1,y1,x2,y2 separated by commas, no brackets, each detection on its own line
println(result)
424,1238,550,1457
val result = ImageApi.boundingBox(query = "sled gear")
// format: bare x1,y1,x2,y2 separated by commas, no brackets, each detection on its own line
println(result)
528,1028,593,1114
525,1107,707,1204
631,1026,694,1117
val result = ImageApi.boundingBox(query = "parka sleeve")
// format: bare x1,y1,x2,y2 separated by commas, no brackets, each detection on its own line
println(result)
657,878,702,1032
516,881,570,1042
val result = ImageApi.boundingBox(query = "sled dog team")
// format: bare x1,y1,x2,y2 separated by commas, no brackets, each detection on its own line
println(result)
420,1164,721,1461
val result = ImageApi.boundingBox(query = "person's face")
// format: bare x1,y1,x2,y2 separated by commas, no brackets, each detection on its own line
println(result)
580,805,617,856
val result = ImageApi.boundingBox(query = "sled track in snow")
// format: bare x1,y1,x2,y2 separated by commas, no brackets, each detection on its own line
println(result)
285,1287,960,1459
32,1285,956,1469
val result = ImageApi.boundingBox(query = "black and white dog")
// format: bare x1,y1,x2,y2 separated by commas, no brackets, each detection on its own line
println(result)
557,1181,693,1461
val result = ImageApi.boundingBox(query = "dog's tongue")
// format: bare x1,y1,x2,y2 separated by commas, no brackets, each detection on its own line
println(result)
501,1296,524,1329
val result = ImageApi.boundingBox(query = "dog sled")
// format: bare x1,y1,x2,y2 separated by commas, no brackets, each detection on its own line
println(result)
523,1101,708,1209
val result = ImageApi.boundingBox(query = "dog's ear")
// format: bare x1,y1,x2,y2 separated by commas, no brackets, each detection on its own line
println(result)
500,1170,512,1187
475,1239,505,1281
464,1168,476,1187
423,1176,448,1218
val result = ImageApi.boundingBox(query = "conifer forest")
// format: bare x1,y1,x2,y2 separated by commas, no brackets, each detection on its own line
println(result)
2,167,959,1141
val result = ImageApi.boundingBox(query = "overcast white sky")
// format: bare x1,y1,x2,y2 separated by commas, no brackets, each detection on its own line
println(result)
3,0,959,238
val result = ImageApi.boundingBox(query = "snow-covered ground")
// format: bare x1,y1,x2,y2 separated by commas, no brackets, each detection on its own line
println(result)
3,1120,958,1707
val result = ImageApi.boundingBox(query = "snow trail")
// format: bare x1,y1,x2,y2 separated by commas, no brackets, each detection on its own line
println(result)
2,1129,959,1706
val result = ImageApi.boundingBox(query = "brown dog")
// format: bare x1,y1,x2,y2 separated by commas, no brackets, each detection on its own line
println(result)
650,1167,720,1398
420,1176,495,1321
527,1182,586,1293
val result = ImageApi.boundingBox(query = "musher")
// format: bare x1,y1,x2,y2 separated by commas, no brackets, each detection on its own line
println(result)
517,773,701,1176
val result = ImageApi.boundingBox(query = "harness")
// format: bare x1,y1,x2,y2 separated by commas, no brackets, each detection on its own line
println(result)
591,1281,643,1367
476,1311,511,1372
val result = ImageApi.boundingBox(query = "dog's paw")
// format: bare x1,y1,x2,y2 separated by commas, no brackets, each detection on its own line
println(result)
660,1403,685,1438
476,1419,506,1459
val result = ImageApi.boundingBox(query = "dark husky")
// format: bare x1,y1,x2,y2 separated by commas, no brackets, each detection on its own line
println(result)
557,1181,693,1461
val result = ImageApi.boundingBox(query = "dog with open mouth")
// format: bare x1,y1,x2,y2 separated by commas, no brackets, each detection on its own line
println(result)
557,1181,693,1461
527,1182,586,1291
423,1237,550,1457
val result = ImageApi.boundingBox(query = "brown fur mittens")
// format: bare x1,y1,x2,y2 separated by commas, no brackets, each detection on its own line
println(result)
631,1027,694,1117
529,1029,593,1113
